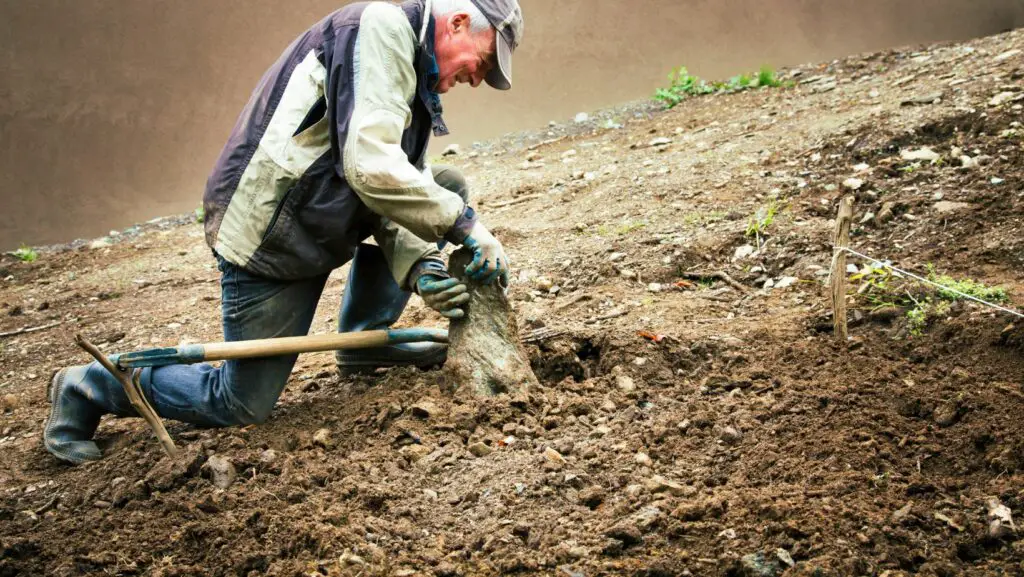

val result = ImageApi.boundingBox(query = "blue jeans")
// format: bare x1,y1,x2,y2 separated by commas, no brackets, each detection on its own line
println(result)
138,257,329,427
135,165,468,427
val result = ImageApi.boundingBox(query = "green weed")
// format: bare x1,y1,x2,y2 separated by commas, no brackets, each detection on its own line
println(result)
927,265,1008,303
745,198,784,246
653,65,789,109
853,264,1009,337
195,206,205,224
13,244,37,263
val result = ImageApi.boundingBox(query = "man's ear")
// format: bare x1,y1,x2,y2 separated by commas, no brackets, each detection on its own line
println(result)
449,12,471,34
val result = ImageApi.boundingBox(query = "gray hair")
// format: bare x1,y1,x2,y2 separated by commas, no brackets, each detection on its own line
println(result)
430,0,491,33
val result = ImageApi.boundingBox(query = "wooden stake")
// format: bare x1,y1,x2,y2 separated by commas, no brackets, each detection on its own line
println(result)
831,197,855,340
75,334,178,458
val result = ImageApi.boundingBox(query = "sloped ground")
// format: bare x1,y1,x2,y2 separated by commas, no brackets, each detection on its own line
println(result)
2,28,1024,577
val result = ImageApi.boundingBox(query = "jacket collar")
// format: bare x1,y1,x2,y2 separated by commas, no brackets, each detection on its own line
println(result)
416,13,449,137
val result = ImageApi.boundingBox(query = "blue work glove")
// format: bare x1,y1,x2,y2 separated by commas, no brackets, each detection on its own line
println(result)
463,221,510,286
414,266,470,319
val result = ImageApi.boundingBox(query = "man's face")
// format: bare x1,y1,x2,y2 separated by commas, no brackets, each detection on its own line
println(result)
433,12,496,94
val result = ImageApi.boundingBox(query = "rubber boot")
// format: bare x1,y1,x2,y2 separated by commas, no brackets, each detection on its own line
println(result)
43,363,137,465
335,243,447,373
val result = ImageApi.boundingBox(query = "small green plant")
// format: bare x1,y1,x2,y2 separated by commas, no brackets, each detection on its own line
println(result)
195,206,205,224
928,265,1008,303
13,244,38,263
653,65,790,108
653,67,715,109
757,66,783,88
854,263,1009,337
745,198,784,246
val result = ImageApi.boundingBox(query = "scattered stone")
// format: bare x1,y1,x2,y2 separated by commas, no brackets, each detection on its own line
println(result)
986,497,1017,540
647,283,662,293
720,426,742,445
412,400,440,419
340,553,367,566
604,522,642,546
646,475,692,497
860,211,875,225
733,245,755,261
578,486,606,509
933,201,973,214
774,277,798,289
574,112,590,124
89,238,113,250
544,447,567,465
635,452,653,467
205,455,237,490
842,178,864,191
313,428,334,449
259,449,278,464
933,402,961,427
960,155,978,169
990,91,1017,107
616,374,636,392
468,442,494,458
876,202,896,224
991,177,1005,185
441,144,461,157
775,549,795,568
590,425,612,438
900,93,942,106
535,276,554,292
649,137,672,148
891,501,914,525
995,49,1021,62
423,489,438,500
608,252,626,262
901,147,940,162
736,552,784,577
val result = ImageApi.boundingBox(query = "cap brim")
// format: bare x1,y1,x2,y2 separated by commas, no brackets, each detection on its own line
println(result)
485,33,513,90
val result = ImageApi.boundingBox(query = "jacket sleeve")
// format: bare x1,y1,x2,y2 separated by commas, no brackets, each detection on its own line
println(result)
341,3,476,246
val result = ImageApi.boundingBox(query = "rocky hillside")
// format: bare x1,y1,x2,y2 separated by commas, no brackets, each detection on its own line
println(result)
2,27,1024,577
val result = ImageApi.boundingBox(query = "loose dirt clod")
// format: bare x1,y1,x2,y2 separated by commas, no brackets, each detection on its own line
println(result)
445,248,539,397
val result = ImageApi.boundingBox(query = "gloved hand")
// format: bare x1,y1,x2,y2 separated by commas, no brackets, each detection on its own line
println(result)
414,268,470,319
463,221,510,286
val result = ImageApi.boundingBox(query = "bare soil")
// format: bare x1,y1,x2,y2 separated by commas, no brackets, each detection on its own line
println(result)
2,29,1024,577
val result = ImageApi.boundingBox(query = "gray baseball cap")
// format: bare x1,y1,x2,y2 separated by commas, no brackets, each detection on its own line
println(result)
469,0,523,90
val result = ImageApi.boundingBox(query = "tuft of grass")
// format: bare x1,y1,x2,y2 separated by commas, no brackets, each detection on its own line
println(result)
653,67,714,109
195,206,205,224
928,265,1008,304
854,264,1010,337
653,65,790,109
757,66,784,88
745,198,784,246
13,244,38,263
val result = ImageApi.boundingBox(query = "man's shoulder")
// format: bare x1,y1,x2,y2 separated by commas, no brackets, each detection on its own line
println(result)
358,2,417,46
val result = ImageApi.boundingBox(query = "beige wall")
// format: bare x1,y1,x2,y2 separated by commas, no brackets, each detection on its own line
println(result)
1,0,1022,248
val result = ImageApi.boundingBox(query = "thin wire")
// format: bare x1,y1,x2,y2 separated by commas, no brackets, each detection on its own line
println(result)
830,246,1024,319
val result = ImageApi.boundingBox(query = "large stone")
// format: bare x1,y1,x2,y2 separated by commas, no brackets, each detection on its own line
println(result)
933,201,973,214
205,455,236,490
736,552,784,577
445,248,539,397
901,147,940,162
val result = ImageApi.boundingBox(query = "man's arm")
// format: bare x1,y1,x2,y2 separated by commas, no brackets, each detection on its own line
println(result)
341,3,477,253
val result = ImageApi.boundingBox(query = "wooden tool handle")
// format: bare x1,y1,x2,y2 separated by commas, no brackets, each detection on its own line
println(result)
202,330,394,361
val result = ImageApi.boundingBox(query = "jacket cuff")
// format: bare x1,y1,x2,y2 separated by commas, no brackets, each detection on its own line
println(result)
408,256,447,294
443,205,477,245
